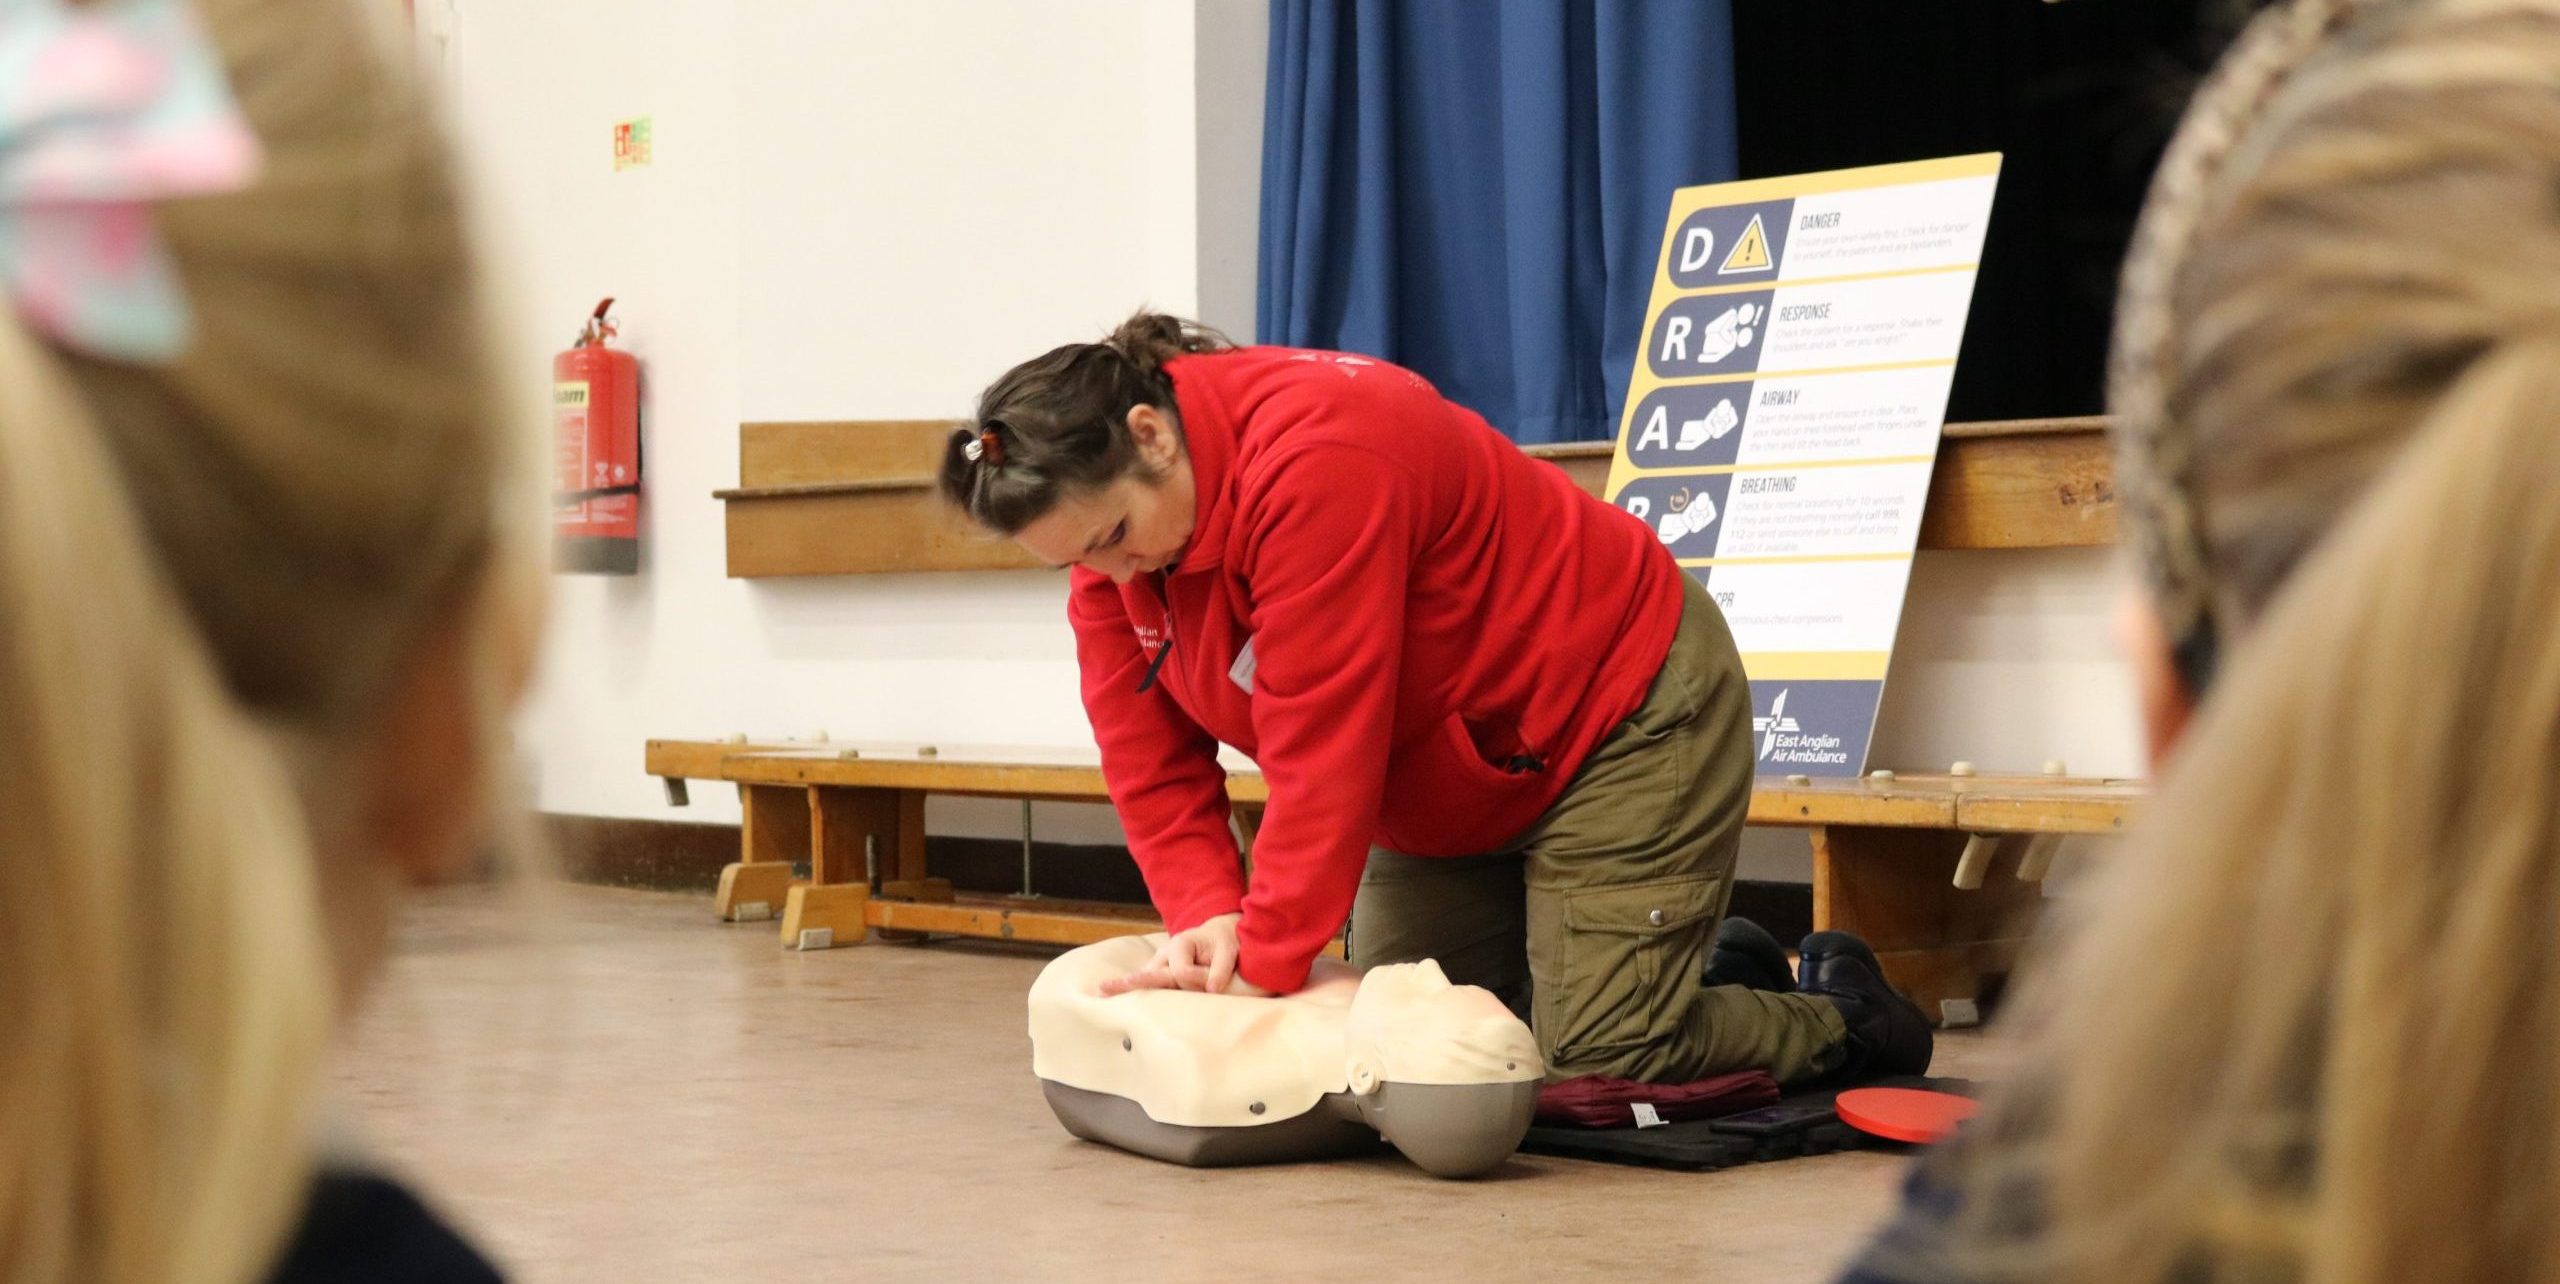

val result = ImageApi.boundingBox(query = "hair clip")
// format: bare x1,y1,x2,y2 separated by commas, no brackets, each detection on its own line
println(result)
963,428,1005,467
0,0,265,362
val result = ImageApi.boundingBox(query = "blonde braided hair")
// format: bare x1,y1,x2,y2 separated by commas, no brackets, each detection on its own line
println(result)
2106,0,2385,690
1907,2,2560,1280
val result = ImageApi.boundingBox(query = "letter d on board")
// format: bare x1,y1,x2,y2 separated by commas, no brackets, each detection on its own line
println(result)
1678,228,1715,274
1623,496,1652,520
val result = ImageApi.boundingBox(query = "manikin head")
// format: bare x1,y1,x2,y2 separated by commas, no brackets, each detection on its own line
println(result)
1344,960,1542,1094
1336,961,1545,1178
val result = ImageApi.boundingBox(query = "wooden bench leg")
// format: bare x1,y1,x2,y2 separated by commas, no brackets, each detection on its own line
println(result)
716,862,796,924
1811,825,2045,1025
789,786,930,949
2014,833,2065,883
781,883,868,951
715,784,808,922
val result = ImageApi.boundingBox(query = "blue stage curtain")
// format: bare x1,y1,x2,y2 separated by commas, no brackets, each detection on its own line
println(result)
1258,0,1740,444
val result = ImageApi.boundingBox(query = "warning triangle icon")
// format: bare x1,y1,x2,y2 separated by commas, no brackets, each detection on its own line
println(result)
1719,214,1773,275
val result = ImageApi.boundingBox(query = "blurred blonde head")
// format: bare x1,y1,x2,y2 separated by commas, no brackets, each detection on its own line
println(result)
1957,2,2560,1280
0,1,538,1282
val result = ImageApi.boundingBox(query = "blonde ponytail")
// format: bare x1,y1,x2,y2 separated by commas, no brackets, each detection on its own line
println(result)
0,0,538,1278
0,317,334,1284
1991,335,2560,1282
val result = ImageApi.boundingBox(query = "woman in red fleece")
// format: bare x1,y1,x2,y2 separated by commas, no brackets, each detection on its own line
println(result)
940,313,1926,1086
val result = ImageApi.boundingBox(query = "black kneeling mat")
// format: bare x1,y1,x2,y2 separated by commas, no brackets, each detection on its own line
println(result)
1519,1076,1982,1171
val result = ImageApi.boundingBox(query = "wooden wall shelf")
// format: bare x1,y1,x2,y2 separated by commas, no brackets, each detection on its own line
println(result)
720,414,2115,578
721,421,1032,576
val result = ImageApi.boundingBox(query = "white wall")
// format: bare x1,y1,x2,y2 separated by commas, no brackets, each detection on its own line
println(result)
1193,0,1270,334
440,0,2136,874
440,0,1259,845
1877,548,2142,779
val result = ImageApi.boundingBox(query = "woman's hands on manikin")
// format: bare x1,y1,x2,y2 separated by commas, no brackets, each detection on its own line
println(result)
1098,913,1274,997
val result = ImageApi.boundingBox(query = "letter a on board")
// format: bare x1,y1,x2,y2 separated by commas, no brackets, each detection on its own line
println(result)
1719,214,1773,275
1636,404,1672,451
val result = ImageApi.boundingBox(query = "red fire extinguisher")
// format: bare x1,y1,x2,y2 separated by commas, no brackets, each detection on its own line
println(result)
554,297,642,574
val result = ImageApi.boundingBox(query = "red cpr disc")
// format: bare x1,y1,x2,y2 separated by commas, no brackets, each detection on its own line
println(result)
1835,1087,1978,1144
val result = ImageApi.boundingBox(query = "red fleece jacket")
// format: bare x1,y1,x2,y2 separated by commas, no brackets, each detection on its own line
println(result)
1070,347,1685,992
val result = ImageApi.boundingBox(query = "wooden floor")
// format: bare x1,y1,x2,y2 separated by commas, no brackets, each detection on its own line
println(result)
335,884,2015,1283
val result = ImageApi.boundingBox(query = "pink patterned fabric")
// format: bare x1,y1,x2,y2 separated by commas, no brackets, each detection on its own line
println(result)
0,0,261,362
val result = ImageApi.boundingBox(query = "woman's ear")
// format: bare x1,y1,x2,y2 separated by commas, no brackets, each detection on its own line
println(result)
1126,404,1182,471
2115,587,2197,774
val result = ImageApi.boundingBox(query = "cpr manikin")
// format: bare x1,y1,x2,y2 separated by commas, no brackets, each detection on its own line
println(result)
1029,935,1543,1178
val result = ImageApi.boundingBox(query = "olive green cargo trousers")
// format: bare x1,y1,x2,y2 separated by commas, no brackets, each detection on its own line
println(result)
1350,574,1847,1084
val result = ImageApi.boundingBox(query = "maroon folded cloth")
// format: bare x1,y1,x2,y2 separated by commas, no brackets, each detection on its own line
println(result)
1534,1069,1782,1129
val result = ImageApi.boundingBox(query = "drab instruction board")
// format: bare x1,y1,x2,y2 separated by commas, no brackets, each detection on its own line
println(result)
1605,154,2001,777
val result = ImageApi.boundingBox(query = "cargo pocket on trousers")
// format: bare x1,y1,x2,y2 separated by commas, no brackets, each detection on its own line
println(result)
1544,873,1725,1061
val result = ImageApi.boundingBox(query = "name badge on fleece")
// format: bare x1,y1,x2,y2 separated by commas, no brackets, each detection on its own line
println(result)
1228,637,1258,694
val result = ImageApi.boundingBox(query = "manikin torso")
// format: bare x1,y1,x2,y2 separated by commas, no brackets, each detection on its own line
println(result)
1029,935,1543,1177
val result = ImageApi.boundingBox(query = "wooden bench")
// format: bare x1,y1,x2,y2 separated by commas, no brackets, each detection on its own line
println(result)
644,738,2139,1021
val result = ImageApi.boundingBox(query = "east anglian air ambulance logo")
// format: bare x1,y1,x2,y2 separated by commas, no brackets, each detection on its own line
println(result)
1753,689,1800,762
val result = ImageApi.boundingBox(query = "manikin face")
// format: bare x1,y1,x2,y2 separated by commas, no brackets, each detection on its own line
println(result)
1344,960,1543,1090
1012,405,1199,583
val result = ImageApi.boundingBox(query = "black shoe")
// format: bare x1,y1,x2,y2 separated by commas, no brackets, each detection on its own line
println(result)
1797,930,1933,1082
1703,916,1795,992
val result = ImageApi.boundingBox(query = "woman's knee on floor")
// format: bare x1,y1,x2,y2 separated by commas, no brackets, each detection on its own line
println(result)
1526,874,1724,1079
